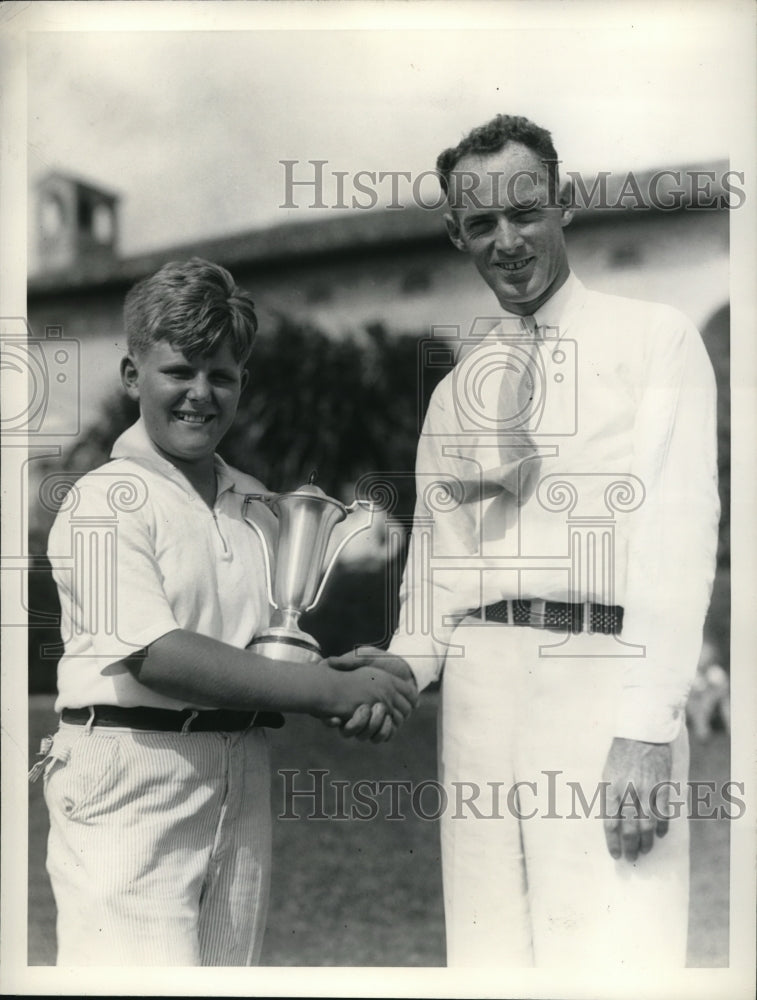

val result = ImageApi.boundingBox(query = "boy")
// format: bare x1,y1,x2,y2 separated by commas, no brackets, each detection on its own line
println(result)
35,258,416,966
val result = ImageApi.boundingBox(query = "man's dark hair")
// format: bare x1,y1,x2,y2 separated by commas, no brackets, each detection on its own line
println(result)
436,114,559,197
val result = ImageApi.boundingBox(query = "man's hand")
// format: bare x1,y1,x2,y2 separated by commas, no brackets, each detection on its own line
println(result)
602,737,673,862
325,649,418,743
315,658,416,735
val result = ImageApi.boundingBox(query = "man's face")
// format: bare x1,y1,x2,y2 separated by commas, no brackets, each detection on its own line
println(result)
121,341,247,469
445,142,573,315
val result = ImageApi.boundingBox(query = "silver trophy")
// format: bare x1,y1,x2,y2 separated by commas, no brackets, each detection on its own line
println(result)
244,473,374,663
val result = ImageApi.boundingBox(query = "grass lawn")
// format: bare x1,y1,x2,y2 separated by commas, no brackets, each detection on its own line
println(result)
27,693,729,967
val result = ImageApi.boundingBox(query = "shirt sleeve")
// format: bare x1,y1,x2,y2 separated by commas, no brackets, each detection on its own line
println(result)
616,316,720,742
47,468,182,666
387,386,483,691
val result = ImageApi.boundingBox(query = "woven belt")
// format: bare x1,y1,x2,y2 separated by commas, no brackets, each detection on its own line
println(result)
61,705,285,732
480,599,623,635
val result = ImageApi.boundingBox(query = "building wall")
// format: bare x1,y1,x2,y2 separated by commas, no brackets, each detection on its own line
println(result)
237,209,728,337
26,288,131,440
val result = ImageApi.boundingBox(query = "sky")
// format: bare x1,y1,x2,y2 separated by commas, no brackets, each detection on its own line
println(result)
16,1,753,265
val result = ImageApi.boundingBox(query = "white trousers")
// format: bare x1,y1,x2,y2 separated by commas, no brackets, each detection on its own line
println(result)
439,620,689,969
42,722,272,966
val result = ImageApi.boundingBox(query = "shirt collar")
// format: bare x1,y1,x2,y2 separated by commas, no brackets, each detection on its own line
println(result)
501,272,586,338
111,418,238,499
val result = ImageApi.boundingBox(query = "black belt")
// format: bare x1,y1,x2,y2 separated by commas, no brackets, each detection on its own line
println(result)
478,599,623,635
61,705,285,732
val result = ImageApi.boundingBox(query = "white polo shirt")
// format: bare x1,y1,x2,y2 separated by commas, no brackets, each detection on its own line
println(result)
47,419,275,712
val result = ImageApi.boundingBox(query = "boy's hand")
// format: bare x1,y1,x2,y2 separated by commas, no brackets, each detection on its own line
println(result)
317,659,416,736
324,650,418,742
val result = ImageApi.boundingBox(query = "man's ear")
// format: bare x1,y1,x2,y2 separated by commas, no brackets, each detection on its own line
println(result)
120,355,140,401
240,368,249,391
444,212,468,252
558,179,575,228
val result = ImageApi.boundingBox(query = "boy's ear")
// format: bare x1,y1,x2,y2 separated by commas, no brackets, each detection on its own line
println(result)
120,355,141,401
444,212,468,253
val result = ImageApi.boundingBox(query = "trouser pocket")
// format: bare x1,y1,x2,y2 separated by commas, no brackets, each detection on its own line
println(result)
28,731,71,783
32,725,122,822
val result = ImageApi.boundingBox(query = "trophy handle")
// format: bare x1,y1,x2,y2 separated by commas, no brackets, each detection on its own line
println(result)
344,498,375,514
304,500,377,612
243,496,279,610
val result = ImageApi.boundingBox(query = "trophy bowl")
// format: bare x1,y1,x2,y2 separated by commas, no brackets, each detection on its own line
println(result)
244,473,373,663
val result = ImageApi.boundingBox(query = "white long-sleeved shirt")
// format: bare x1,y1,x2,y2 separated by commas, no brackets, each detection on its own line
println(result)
388,273,720,743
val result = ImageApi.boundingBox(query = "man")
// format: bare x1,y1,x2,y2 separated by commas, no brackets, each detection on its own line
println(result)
332,115,720,967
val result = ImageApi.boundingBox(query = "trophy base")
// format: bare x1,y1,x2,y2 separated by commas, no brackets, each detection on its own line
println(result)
247,627,322,664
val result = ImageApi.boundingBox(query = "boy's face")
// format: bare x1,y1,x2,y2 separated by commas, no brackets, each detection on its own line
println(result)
121,341,248,467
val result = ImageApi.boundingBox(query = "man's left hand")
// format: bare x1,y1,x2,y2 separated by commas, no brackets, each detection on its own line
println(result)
602,737,673,862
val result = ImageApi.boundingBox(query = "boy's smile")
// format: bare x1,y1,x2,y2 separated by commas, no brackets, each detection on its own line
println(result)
121,341,248,478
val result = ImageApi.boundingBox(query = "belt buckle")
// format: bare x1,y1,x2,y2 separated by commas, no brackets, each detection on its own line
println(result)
528,599,547,628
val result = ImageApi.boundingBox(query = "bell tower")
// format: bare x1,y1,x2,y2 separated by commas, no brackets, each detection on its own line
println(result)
35,172,120,273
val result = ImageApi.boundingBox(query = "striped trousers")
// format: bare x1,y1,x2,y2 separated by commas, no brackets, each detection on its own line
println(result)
42,721,272,966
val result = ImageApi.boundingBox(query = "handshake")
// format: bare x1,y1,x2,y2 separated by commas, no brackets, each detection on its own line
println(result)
319,649,418,743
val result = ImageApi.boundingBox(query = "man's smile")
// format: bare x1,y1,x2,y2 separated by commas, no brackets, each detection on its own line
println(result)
495,257,535,273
